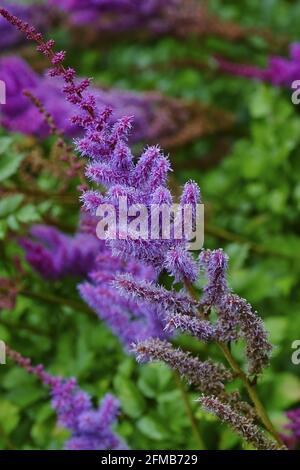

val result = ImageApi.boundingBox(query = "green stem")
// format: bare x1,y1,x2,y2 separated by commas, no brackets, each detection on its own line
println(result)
173,372,206,450
219,343,284,448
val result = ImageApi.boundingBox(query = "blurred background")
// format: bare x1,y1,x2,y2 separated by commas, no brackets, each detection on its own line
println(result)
0,0,299,450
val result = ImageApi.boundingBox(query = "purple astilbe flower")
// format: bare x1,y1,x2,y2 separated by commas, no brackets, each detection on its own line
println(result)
114,274,216,342
0,9,200,282
49,0,181,35
79,249,167,349
49,0,248,42
199,395,279,450
133,338,233,395
1,10,281,449
20,223,100,279
216,43,300,88
6,348,126,450
0,56,214,146
200,249,272,375
0,1,47,50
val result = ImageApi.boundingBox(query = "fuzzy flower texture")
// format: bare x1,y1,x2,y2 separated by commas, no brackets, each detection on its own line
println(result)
1,8,277,450
7,348,126,450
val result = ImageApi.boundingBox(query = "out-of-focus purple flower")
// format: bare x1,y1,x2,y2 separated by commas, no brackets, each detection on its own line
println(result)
50,0,179,35
7,348,126,450
281,408,300,449
0,56,207,146
216,43,300,88
0,1,47,50
79,247,168,349
20,224,100,279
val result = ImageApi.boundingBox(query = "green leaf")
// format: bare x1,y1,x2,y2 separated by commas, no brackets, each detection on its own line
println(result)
114,376,146,419
16,204,40,224
0,400,20,434
137,363,172,398
0,194,24,218
0,152,24,182
137,415,168,441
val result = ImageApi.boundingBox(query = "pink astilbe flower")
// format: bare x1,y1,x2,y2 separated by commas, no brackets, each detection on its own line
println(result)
7,348,126,450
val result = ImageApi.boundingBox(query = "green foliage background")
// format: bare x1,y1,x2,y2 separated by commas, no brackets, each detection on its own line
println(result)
0,0,299,450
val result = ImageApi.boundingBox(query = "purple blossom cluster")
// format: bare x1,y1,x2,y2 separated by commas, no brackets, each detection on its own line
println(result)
7,348,126,450
216,43,300,88
0,1,47,50
117,249,272,376
0,56,178,143
50,0,179,35
20,223,100,279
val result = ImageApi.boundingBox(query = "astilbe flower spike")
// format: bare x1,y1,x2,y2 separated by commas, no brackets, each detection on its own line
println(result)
133,339,233,396
1,9,282,449
6,347,126,450
199,249,272,375
0,7,201,283
0,1,47,50
199,395,280,451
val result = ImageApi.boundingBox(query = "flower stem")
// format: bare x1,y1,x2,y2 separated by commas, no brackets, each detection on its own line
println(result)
184,280,285,449
173,371,206,450
219,343,284,448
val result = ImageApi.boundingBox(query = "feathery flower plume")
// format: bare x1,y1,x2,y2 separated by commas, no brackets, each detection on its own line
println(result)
133,339,233,395
6,347,126,450
199,395,279,450
1,8,281,449
200,249,272,374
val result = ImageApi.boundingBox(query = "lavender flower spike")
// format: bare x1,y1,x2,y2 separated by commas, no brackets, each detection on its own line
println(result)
199,395,281,450
133,339,233,395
